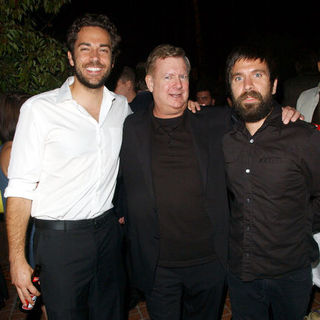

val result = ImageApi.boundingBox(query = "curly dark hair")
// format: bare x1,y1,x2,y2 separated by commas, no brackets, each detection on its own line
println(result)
66,13,121,63
0,93,30,142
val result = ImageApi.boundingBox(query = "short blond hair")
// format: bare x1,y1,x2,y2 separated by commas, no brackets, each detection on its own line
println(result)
146,44,191,75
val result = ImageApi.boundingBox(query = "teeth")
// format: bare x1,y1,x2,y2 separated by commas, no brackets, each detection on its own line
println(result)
87,67,101,71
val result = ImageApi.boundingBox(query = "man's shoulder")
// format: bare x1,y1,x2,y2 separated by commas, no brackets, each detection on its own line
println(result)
125,105,149,121
109,90,128,104
189,105,233,131
190,105,231,120
129,91,153,112
285,119,319,136
20,87,61,112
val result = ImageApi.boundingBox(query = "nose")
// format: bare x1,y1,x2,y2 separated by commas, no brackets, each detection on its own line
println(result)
173,77,183,89
198,97,205,104
243,76,253,91
89,48,99,61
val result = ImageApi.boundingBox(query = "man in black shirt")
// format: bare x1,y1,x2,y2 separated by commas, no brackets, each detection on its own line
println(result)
223,45,320,319
120,44,231,320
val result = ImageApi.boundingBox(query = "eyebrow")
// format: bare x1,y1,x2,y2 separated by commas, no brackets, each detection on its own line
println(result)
78,42,111,49
232,69,268,77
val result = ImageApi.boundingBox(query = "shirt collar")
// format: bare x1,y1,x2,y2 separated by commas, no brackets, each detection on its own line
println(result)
56,77,74,103
151,107,186,132
56,76,116,105
56,77,116,123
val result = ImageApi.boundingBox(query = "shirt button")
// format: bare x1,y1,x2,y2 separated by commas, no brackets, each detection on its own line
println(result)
246,226,250,231
245,253,250,257
246,198,250,203
245,169,250,174
249,138,254,143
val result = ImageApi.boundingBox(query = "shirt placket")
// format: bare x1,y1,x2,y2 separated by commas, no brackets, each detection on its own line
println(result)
241,135,255,277
92,122,103,213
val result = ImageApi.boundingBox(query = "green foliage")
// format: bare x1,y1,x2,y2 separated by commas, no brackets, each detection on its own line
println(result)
0,0,71,95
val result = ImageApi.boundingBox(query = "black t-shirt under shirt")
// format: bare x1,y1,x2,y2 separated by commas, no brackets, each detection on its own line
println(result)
151,113,215,267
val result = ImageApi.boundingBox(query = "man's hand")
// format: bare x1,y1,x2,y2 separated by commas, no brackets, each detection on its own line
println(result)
6,197,35,306
10,258,40,307
282,106,305,124
187,100,201,113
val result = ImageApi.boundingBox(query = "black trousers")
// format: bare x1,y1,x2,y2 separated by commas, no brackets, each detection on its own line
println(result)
228,266,312,320
145,260,226,320
34,211,124,320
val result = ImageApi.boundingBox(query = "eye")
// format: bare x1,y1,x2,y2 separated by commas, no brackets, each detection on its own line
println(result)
254,72,262,78
233,76,242,82
164,75,172,80
80,47,89,51
179,75,189,80
100,48,110,53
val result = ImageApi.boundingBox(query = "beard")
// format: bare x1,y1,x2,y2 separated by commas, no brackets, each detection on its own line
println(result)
232,90,274,123
74,61,111,89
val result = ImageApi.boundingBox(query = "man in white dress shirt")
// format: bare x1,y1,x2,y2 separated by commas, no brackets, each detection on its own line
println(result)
5,14,131,319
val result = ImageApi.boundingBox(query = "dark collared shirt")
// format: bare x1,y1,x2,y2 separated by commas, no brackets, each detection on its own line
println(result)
223,105,320,281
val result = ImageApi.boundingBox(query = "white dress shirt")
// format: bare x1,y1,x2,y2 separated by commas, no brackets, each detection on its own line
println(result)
296,82,320,122
5,77,131,220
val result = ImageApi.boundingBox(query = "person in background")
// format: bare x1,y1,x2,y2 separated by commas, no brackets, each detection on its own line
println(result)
0,93,29,312
282,47,320,108
115,66,137,104
0,93,29,212
129,61,154,113
5,13,130,319
195,84,215,106
296,81,320,126
296,52,320,320
223,45,320,320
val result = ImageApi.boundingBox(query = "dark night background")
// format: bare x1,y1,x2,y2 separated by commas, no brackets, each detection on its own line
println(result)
51,0,320,101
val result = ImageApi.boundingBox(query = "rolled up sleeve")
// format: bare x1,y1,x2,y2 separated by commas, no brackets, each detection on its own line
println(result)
4,100,44,200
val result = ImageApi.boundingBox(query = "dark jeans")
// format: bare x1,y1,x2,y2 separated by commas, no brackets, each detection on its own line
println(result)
34,211,124,320
227,266,312,320
145,260,226,320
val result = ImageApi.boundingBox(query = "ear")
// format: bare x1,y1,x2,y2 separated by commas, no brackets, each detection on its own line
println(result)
145,75,154,92
68,51,75,67
271,78,278,95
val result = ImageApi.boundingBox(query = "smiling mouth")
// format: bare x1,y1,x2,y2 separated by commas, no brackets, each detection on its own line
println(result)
86,67,103,73
243,96,258,102
170,93,183,98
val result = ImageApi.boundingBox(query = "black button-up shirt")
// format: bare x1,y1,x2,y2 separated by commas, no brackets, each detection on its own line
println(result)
223,105,320,281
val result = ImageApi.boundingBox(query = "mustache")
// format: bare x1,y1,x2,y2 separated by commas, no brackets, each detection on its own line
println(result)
238,90,263,102
84,62,105,68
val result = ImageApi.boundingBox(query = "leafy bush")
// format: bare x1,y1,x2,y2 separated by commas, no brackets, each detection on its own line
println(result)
0,0,71,95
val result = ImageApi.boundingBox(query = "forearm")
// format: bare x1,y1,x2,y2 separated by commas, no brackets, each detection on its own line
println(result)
6,197,32,264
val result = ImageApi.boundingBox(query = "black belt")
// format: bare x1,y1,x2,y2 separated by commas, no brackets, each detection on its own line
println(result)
34,208,114,231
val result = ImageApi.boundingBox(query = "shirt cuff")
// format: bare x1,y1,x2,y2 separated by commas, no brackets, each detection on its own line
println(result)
4,179,37,200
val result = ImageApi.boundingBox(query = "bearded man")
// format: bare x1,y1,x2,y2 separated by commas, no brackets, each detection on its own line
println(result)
222,45,320,320
5,14,130,319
